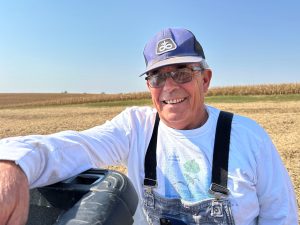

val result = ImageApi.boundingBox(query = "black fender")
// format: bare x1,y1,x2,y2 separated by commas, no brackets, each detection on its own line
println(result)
27,169,138,225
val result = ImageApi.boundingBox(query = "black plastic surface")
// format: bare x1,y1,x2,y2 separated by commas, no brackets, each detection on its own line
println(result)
26,169,138,225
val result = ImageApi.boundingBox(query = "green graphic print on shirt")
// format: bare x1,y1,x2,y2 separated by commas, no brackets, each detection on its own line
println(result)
164,152,212,202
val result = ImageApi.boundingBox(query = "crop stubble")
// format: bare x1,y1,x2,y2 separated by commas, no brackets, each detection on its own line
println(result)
0,101,299,213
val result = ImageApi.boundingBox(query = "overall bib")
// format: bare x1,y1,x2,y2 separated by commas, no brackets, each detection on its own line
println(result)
143,111,236,225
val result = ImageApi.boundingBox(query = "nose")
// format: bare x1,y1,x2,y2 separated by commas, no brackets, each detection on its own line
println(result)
162,76,179,91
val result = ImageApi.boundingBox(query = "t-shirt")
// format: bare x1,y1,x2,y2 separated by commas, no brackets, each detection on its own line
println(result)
0,105,298,224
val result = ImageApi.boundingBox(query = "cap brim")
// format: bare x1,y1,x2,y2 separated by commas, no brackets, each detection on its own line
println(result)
139,56,205,76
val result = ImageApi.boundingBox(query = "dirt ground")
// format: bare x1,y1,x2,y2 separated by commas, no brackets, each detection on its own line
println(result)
0,101,299,214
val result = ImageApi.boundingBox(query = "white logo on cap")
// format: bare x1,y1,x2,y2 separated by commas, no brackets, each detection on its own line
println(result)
156,38,177,55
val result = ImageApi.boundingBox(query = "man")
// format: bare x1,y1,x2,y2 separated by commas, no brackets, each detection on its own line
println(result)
0,28,298,225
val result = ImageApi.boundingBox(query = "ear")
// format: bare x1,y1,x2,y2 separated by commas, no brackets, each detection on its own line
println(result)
202,69,212,93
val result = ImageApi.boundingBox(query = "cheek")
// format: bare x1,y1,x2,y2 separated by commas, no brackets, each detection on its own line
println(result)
150,89,162,110
189,80,203,109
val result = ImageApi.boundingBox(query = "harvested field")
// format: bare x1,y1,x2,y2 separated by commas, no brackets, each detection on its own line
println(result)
0,100,299,214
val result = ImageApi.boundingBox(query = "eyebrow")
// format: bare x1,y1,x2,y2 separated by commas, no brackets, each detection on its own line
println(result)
156,64,188,73
148,64,195,76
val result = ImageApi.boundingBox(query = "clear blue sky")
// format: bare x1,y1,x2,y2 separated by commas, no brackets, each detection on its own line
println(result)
0,0,299,93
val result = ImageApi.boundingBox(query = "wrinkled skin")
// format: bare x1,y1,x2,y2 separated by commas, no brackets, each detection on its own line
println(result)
0,161,29,225
147,63,212,130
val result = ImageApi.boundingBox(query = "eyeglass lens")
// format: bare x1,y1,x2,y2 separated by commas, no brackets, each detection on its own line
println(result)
148,70,193,88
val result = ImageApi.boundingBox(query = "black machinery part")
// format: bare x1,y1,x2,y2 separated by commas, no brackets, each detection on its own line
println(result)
27,169,138,225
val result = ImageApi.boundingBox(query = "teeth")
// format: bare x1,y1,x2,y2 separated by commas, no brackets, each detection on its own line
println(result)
164,98,185,104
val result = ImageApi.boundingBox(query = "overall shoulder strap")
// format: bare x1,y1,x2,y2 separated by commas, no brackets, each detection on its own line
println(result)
144,110,234,192
210,111,234,196
144,112,160,187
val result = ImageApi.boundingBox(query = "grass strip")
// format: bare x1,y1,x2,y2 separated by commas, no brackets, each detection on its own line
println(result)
205,94,300,103
83,94,300,107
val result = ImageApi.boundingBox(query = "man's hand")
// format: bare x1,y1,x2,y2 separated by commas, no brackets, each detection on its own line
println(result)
0,161,29,225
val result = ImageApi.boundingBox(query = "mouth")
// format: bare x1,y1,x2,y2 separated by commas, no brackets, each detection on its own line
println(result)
162,97,186,105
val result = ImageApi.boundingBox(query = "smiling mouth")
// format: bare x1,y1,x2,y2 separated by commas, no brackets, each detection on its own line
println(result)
162,98,186,104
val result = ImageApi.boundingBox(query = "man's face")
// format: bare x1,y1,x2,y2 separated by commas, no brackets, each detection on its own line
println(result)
147,63,212,130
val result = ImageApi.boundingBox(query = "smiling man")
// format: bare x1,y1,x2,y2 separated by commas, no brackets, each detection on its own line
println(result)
0,28,298,225
146,63,211,130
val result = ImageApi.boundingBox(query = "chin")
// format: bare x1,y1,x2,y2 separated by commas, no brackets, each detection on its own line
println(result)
162,113,188,127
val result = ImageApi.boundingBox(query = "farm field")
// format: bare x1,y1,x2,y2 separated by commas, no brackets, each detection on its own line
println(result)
0,83,299,109
0,92,299,215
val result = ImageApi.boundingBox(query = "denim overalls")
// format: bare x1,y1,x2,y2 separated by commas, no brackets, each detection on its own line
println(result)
143,111,236,225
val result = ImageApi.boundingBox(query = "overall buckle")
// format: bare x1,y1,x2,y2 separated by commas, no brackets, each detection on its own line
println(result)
143,181,156,209
209,183,229,199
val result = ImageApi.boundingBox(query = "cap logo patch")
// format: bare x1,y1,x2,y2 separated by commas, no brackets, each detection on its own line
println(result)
156,38,177,55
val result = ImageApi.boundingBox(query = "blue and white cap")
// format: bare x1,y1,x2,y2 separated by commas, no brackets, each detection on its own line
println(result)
140,28,209,76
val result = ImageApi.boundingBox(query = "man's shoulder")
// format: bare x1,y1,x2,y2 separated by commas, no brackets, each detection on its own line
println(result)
231,112,268,143
206,105,267,140
123,106,156,117
232,113,262,131
117,106,157,127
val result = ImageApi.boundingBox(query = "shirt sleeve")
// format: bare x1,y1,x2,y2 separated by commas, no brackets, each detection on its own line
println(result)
255,130,298,224
0,108,133,188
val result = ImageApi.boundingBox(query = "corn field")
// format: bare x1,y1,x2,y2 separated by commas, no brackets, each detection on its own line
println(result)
0,83,299,109
207,83,300,96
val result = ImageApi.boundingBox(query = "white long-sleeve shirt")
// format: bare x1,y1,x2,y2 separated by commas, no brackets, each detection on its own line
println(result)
0,105,298,224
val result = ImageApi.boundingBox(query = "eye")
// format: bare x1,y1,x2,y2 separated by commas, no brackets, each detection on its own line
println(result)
176,72,188,80
149,75,162,84
173,71,192,83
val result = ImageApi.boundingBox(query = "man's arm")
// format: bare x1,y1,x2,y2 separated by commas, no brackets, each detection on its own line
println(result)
0,161,29,225
0,108,136,224
256,133,298,224
0,108,134,188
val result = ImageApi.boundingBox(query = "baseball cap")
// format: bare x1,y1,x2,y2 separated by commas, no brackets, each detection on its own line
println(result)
140,28,209,76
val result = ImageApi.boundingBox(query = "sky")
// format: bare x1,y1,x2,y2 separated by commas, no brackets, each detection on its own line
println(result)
0,0,299,94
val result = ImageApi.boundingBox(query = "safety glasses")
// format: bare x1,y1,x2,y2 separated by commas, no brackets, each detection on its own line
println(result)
145,66,202,88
